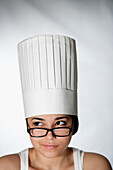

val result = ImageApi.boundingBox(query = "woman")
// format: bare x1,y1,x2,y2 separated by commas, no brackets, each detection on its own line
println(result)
0,34,112,170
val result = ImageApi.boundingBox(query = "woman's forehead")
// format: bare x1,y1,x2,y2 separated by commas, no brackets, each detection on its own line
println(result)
28,114,71,120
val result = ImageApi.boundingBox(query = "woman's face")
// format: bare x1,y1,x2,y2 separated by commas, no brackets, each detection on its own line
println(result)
27,114,73,158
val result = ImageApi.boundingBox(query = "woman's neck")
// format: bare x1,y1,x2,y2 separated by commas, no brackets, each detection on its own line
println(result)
29,147,73,170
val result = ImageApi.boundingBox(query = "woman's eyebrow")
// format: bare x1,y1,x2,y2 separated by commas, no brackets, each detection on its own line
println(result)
31,117,69,121
55,117,69,120
31,118,45,121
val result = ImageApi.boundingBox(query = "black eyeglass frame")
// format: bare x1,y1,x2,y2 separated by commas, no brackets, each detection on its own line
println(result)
27,127,72,137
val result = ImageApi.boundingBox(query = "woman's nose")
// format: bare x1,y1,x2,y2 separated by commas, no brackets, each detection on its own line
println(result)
46,130,55,139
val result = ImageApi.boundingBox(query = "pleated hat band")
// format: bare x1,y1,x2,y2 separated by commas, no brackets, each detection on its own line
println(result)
17,35,78,118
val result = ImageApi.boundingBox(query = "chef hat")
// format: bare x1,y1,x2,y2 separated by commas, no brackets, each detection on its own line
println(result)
17,34,78,119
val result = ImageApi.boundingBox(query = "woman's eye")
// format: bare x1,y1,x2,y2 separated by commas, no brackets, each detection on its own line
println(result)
56,121,66,126
33,122,43,126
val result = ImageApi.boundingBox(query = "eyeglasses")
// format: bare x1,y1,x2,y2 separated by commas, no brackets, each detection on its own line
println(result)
27,127,72,137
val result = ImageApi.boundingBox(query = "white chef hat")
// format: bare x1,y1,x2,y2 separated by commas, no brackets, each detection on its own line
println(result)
17,34,78,119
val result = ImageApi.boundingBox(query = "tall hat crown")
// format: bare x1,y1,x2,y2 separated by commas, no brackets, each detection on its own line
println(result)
17,35,78,118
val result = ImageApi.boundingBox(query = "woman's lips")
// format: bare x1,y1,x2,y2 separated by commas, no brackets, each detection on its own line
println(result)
43,145,57,149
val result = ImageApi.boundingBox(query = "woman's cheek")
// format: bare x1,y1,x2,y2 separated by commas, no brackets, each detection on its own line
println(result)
30,137,40,148
59,136,72,146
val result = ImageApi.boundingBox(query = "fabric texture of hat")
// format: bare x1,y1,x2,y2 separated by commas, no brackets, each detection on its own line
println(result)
17,34,78,118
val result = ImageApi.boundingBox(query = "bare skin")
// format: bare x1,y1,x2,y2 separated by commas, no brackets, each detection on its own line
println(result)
0,114,112,170
0,149,112,170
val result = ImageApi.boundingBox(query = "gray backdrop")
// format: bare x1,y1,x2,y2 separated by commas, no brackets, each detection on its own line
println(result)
0,0,113,168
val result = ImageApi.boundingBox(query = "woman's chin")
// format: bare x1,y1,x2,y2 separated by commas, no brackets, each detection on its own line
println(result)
37,145,63,158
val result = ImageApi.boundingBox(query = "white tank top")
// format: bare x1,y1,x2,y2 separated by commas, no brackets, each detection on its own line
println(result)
19,147,84,170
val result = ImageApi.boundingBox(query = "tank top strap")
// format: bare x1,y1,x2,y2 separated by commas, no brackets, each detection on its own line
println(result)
73,147,84,170
19,148,28,170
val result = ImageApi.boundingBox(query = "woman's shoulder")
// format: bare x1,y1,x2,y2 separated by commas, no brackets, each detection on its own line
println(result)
70,147,112,170
0,153,20,170
84,151,112,170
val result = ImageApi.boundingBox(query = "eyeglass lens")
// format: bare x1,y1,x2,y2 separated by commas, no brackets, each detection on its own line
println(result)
29,128,70,137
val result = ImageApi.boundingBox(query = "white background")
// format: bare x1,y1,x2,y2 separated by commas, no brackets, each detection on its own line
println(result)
0,0,113,168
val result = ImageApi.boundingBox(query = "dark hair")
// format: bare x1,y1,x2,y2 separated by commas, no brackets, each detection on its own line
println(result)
26,118,28,129
70,115,79,135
